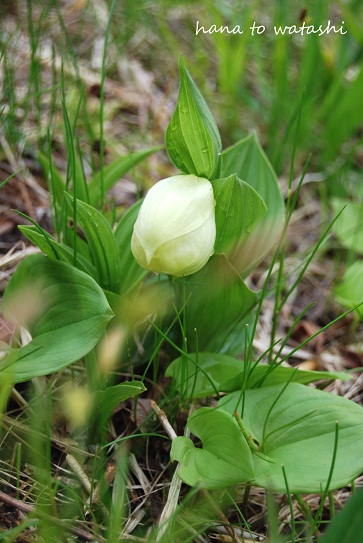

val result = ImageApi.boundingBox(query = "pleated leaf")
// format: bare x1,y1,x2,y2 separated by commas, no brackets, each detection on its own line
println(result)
166,57,222,180
65,194,120,292
212,174,267,254
19,225,97,279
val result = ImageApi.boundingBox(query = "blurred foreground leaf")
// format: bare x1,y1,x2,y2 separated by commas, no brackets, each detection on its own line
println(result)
319,487,363,543
2,255,113,383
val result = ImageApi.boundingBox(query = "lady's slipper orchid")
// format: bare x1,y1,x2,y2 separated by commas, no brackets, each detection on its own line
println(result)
131,174,216,276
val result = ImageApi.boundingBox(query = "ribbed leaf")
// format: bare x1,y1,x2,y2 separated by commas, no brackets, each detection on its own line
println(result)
65,195,120,292
19,225,97,278
212,174,267,254
171,384,363,493
222,134,284,274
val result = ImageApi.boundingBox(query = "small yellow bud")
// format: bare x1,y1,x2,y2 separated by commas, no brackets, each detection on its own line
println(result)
61,384,93,431
131,174,216,276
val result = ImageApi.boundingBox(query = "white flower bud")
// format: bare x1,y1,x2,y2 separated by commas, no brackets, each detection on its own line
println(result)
131,174,216,276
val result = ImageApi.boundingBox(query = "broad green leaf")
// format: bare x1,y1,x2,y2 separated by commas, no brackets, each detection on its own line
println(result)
222,134,284,275
1,255,114,383
320,487,363,543
166,352,348,399
179,254,257,351
217,310,256,356
220,383,363,493
114,200,148,295
335,261,363,319
171,407,254,489
103,289,125,316
88,146,162,206
92,381,146,424
65,194,120,292
212,174,267,255
221,363,349,391
165,57,222,180
166,352,243,399
19,225,97,278
332,198,363,255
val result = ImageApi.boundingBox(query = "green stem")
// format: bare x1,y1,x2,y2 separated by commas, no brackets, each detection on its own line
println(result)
234,410,260,452
295,494,314,526
241,483,251,518
282,464,295,543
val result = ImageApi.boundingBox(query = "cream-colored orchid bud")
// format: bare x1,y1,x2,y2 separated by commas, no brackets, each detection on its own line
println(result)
131,174,216,276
